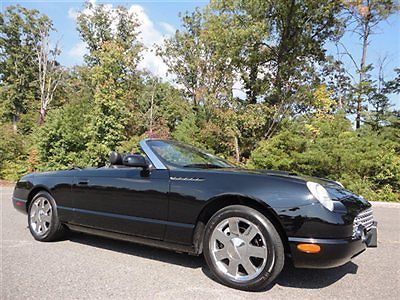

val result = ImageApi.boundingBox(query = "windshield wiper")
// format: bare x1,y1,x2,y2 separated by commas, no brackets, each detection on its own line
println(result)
183,163,224,169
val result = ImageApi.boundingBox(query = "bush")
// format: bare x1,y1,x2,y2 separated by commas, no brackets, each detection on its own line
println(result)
34,101,92,170
0,124,30,181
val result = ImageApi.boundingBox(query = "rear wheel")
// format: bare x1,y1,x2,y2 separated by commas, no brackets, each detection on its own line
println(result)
203,205,284,291
28,191,66,242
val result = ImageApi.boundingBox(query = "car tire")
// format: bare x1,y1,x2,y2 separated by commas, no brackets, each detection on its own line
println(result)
28,191,67,242
203,205,284,291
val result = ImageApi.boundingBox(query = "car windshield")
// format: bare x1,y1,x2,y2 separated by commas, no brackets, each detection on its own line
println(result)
146,140,235,169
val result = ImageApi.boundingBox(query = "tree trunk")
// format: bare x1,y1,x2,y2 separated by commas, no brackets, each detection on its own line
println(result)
356,17,370,129
246,52,259,104
12,114,18,132
38,107,46,126
272,0,295,106
234,135,240,163
149,85,156,133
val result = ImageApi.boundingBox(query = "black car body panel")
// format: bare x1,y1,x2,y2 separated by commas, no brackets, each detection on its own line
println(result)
12,139,376,269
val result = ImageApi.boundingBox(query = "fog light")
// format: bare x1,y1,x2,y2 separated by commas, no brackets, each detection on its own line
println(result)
297,243,321,253
353,225,366,240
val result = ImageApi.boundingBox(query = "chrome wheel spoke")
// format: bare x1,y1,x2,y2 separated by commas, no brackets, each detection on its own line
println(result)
228,218,240,235
36,221,42,232
39,220,45,232
42,214,51,223
213,229,230,245
43,220,49,230
241,258,257,275
43,203,51,213
31,207,39,222
32,214,39,223
214,248,228,261
227,260,239,277
248,245,267,259
31,203,39,216
38,221,44,232
242,224,257,242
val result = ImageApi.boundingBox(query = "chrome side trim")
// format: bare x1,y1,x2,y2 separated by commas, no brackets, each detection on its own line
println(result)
12,197,27,203
288,237,350,244
139,140,167,170
59,206,194,228
170,177,205,182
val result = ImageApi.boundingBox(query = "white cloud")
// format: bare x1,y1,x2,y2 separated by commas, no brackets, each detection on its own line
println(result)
68,42,88,61
67,7,79,20
68,0,107,21
159,22,176,35
129,5,164,47
128,5,174,79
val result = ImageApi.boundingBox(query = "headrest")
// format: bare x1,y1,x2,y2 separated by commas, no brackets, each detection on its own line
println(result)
109,151,123,165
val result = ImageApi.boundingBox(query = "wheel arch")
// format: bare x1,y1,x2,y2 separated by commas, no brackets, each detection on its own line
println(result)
192,194,290,255
26,186,52,212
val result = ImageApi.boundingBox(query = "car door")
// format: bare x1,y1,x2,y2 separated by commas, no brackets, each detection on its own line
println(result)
71,167,170,240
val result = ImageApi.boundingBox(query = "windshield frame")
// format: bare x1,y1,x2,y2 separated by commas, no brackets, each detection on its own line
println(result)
143,139,236,170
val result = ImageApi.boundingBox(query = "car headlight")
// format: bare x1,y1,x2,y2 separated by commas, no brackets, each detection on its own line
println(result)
306,182,334,211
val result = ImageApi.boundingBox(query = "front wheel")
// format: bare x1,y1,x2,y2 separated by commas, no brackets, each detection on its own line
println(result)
203,205,285,291
28,191,67,242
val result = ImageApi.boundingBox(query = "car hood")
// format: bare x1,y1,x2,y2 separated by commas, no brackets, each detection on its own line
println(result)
206,167,371,209
213,168,338,186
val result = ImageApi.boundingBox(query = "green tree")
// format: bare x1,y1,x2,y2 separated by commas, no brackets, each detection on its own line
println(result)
159,8,235,109
210,0,343,106
35,100,91,170
35,23,63,125
76,2,143,165
83,42,130,165
0,5,52,131
77,1,142,66
160,0,345,160
0,123,28,180
343,0,398,128
172,112,202,147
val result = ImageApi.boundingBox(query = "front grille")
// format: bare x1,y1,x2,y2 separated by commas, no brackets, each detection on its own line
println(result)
353,208,374,237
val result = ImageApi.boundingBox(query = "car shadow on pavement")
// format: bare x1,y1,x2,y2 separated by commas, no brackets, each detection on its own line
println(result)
201,260,358,291
68,231,358,291
274,261,358,289
68,231,204,269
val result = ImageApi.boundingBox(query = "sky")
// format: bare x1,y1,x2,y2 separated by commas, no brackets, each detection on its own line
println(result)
1,0,399,105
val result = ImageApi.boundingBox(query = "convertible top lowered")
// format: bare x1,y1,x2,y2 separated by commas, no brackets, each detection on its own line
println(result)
12,139,377,291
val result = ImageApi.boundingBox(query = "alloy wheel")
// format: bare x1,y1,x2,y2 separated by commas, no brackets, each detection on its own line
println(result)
30,197,52,236
209,217,268,282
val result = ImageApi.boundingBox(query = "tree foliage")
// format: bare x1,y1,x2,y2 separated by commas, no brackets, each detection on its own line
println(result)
0,5,52,130
34,101,91,170
0,2,399,201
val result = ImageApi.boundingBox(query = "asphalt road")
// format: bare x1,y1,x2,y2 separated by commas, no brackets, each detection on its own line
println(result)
1,186,399,299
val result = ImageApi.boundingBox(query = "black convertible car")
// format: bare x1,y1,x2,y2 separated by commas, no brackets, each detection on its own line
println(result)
13,139,377,291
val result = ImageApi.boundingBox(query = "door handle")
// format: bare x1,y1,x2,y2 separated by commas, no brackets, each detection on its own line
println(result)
78,179,89,185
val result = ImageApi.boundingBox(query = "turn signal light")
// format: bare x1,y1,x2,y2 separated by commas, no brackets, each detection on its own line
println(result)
297,243,321,253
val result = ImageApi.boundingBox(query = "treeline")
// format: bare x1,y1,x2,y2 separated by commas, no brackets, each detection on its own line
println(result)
0,1,399,201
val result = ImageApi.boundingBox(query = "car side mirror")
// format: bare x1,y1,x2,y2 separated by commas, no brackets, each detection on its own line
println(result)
123,154,148,169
